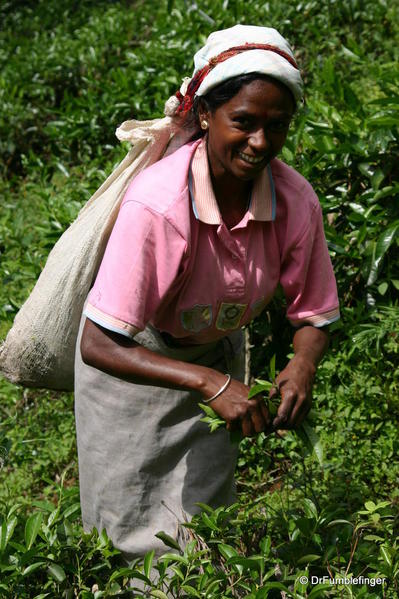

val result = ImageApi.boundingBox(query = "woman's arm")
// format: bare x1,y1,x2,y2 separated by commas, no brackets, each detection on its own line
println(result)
270,325,329,429
81,318,270,436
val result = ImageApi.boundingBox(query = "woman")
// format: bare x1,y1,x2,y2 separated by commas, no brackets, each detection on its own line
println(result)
74,24,339,559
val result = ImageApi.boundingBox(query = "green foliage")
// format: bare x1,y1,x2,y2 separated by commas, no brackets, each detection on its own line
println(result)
0,478,133,598
1,0,398,597
290,62,399,310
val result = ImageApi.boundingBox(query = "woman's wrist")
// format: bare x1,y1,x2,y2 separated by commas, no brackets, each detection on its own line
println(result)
202,374,231,403
290,351,316,378
292,325,330,370
193,365,232,399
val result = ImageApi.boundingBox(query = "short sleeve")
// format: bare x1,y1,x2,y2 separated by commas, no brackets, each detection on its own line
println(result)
85,199,187,338
280,203,340,328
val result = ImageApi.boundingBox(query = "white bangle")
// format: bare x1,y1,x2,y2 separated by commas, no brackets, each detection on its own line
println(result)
203,374,231,404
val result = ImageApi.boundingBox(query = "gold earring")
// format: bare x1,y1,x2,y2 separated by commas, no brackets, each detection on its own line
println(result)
200,119,209,130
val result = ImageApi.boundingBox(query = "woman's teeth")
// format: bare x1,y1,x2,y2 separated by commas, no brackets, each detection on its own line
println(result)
238,152,264,164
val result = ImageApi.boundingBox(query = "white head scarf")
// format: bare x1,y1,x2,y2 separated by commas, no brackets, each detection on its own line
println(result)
165,24,303,116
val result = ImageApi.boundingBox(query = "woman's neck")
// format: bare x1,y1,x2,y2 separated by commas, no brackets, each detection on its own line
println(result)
210,173,252,229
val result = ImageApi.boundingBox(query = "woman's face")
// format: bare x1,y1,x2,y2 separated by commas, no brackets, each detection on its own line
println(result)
200,78,295,183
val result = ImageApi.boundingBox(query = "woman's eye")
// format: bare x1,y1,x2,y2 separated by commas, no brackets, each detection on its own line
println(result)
232,117,251,128
269,121,290,132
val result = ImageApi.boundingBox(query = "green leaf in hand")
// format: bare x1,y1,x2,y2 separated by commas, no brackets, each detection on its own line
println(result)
198,403,225,433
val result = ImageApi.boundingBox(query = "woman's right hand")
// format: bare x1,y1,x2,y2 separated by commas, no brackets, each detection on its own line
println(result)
203,376,272,437
81,320,270,437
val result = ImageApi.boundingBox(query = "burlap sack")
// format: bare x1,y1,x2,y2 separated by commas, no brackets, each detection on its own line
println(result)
0,116,195,390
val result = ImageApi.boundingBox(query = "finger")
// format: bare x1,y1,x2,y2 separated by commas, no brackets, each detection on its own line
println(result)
241,413,255,437
259,400,272,431
272,384,296,429
247,399,268,433
290,393,312,428
269,384,278,400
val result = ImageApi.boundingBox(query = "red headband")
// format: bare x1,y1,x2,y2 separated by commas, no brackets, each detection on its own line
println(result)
175,43,299,114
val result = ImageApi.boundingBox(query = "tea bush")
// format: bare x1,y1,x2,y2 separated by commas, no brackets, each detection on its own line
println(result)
1,0,398,597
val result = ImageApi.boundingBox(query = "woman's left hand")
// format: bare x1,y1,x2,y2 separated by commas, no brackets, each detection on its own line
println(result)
269,354,315,430
269,325,330,430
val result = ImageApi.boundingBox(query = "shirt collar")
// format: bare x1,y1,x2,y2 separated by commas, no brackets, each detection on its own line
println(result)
189,137,276,225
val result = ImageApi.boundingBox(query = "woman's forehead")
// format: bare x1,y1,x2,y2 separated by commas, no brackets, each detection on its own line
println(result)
221,79,295,114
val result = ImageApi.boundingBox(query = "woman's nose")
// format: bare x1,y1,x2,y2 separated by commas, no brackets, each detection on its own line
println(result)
248,128,269,152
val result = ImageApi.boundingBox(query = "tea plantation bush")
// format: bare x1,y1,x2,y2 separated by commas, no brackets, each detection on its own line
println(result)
0,1,398,597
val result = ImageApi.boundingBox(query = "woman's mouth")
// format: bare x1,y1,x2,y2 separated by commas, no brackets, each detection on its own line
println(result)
237,151,266,165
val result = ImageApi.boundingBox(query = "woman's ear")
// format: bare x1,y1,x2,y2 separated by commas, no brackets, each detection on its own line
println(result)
197,100,210,129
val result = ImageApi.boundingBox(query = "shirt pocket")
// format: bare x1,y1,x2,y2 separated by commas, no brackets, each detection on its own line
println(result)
180,304,213,332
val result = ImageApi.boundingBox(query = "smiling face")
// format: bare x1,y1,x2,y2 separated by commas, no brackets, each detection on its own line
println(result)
199,77,295,184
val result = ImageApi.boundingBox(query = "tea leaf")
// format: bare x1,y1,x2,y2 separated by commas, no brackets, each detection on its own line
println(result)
155,531,181,551
25,512,43,550
144,549,155,579
47,563,66,582
0,516,18,552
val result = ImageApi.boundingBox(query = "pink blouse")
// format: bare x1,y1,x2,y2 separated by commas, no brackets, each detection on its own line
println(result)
85,138,339,343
